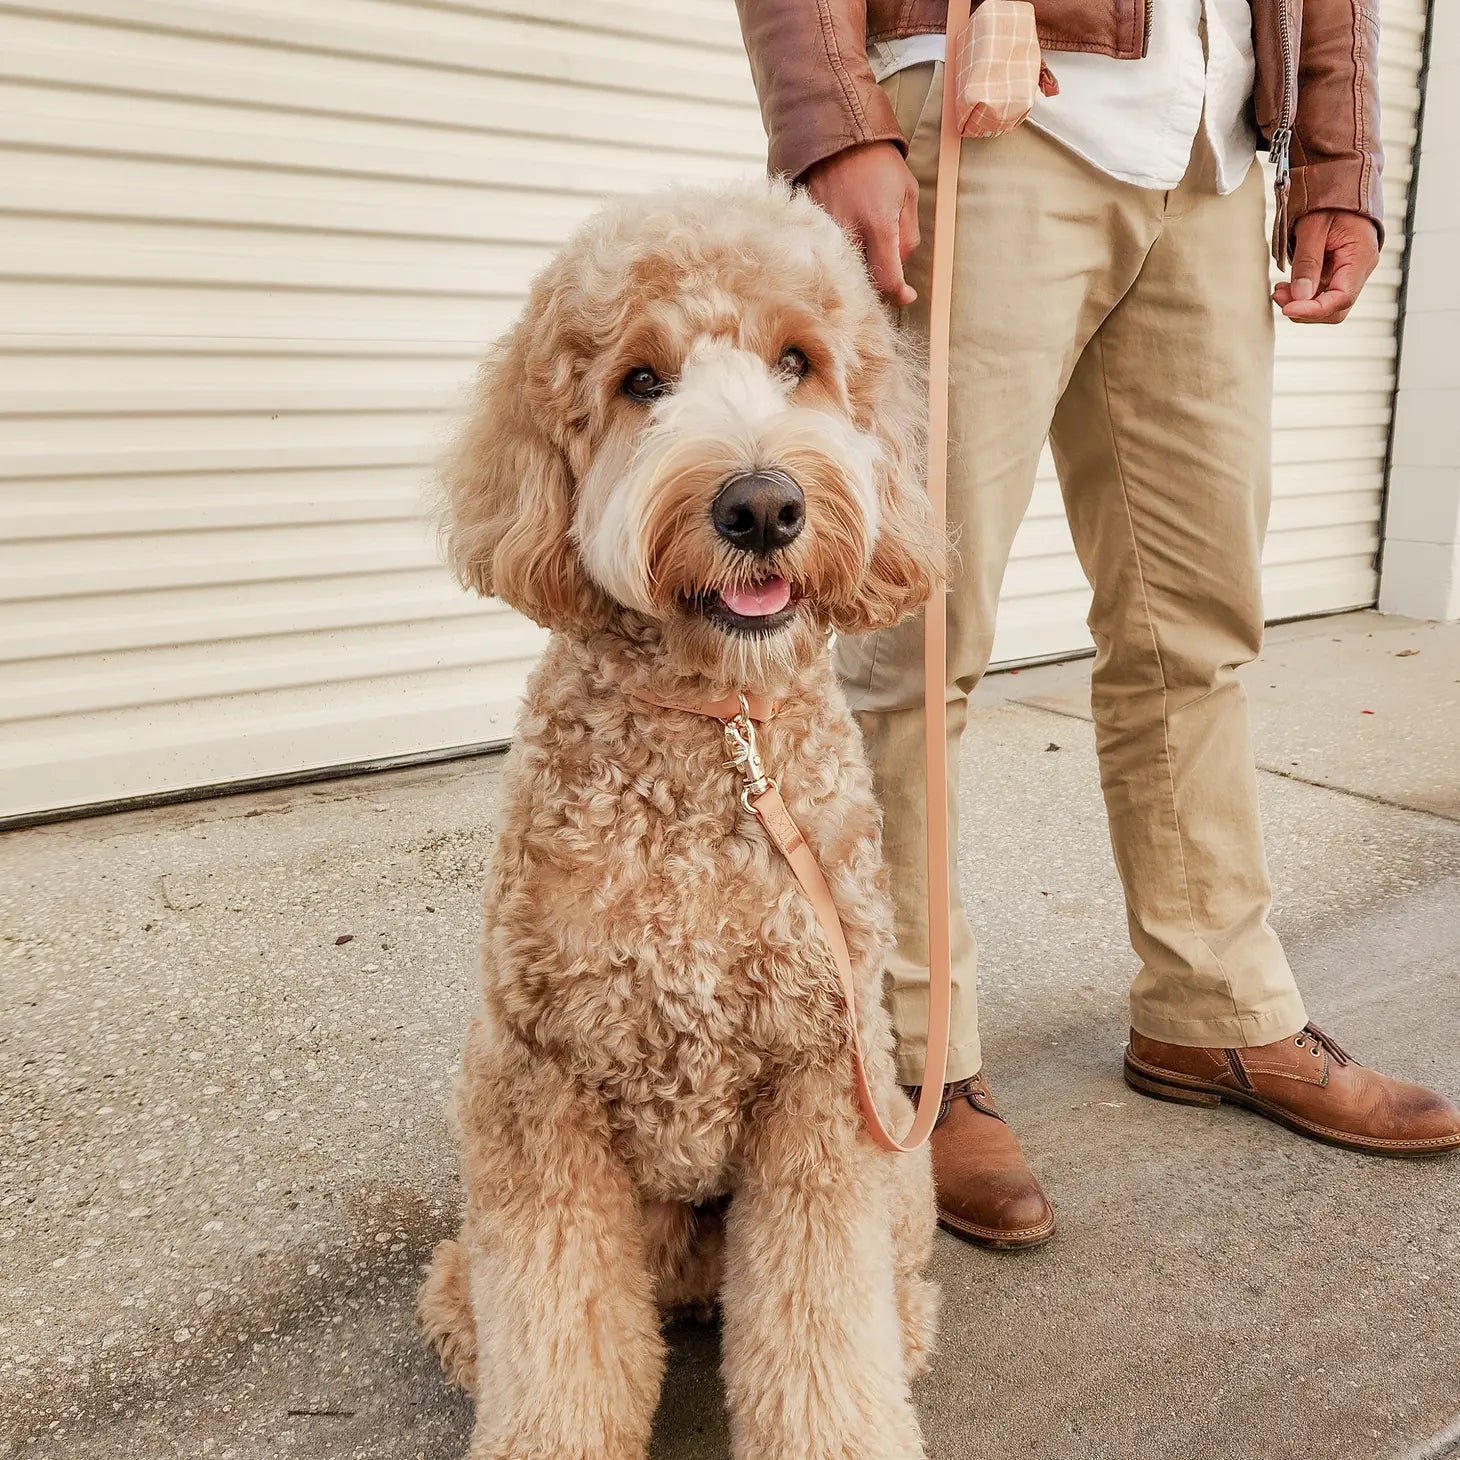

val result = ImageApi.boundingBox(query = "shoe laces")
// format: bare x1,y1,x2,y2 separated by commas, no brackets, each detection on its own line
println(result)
903,1075,999,1130
1293,1023,1352,1066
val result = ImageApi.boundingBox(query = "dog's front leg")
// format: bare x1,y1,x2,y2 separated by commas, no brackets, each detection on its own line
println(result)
458,1057,664,1460
720,1063,927,1460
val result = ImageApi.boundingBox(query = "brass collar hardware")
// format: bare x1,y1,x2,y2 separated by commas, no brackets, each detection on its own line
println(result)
722,693,774,809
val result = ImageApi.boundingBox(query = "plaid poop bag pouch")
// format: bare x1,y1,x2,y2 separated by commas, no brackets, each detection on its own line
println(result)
953,0,1059,137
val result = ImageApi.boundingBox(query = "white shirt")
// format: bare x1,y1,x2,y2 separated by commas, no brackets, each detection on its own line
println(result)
867,0,1258,195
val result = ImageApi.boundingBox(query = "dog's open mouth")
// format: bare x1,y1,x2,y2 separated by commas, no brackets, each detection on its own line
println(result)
690,576,799,636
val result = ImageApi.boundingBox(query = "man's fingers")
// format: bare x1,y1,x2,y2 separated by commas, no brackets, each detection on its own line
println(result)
1328,257,1366,298
861,215,915,306
1289,253,1323,302
898,184,920,266
800,141,924,306
1282,288,1354,321
1294,301,1352,325
1282,258,1359,323
1283,287,1356,323
1277,211,1379,324
1319,258,1361,312
1288,215,1330,303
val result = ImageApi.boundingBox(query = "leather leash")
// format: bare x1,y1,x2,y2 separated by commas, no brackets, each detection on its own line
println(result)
628,0,968,1153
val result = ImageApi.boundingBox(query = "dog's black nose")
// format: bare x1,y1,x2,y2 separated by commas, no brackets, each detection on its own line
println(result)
711,472,805,555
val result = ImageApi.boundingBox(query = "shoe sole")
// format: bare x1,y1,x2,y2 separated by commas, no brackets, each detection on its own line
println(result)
1123,1057,1460,1158
936,1208,1057,1250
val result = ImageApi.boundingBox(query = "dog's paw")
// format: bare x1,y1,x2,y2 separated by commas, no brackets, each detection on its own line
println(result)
417,1237,477,1392
898,1274,939,1380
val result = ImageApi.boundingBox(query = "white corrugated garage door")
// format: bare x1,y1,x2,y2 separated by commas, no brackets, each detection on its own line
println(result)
0,0,1429,822
0,0,767,822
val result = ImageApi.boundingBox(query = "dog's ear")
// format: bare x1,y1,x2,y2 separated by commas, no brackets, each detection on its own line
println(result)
831,317,947,635
441,322,609,632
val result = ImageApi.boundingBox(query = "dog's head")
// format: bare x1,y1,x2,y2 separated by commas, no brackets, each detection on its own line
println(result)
443,180,944,679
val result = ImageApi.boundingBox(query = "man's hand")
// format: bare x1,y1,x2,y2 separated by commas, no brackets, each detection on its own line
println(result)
1273,210,1380,325
804,141,921,306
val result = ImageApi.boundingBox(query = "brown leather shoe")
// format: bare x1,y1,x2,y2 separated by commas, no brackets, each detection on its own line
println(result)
904,1074,1056,1249
1125,1023,1460,1157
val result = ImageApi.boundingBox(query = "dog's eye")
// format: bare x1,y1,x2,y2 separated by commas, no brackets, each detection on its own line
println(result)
777,346,810,381
622,365,666,402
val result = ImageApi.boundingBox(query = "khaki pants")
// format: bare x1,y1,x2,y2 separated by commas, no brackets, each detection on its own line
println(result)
837,63,1309,1084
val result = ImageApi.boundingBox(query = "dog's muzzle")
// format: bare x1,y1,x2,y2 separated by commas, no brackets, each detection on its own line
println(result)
711,471,805,556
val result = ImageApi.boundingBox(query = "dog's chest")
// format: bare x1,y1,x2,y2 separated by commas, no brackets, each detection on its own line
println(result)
586,918,845,1198
494,718,875,1197
540,773,850,1068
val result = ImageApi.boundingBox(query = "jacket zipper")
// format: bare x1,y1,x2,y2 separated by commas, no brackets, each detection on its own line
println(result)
1269,0,1298,267
1142,0,1153,58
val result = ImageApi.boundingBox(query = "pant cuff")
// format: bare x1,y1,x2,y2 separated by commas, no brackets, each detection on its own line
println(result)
896,1037,982,1089
1130,995,1308,1050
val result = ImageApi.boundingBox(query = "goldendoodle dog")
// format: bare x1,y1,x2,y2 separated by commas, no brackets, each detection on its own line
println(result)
418,179,946,1460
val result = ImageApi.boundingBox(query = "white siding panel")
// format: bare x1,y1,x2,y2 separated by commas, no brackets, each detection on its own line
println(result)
0,0,1431,819
0,0,765,820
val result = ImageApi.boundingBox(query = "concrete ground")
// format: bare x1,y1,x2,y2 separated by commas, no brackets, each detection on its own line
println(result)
3,609,1458,1460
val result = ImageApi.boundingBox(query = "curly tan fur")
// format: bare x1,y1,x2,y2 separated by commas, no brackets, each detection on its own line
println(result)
419,180,943,1460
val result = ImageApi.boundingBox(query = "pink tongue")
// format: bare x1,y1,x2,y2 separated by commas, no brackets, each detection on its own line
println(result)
721,576,792,618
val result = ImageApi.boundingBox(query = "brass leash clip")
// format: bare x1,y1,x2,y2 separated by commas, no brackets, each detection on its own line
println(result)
722,693,774,811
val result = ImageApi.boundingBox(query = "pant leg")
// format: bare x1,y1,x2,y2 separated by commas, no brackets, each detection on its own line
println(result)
837,63,1163,1083
1047,139,1308,1047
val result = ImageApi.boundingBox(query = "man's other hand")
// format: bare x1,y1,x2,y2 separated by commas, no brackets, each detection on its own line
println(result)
804,141,921,306
1273,210,1380,325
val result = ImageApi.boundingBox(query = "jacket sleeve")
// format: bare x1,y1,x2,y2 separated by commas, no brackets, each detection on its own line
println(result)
733,0,908,182
1290,0,1384,242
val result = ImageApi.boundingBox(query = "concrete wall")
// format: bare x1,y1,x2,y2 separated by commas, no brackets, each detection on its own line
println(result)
1381,0,1460,620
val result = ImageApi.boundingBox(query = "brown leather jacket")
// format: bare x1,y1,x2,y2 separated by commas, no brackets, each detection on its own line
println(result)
734,0,1382,254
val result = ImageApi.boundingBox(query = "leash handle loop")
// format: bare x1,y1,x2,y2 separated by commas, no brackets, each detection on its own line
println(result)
861,0,968,1151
